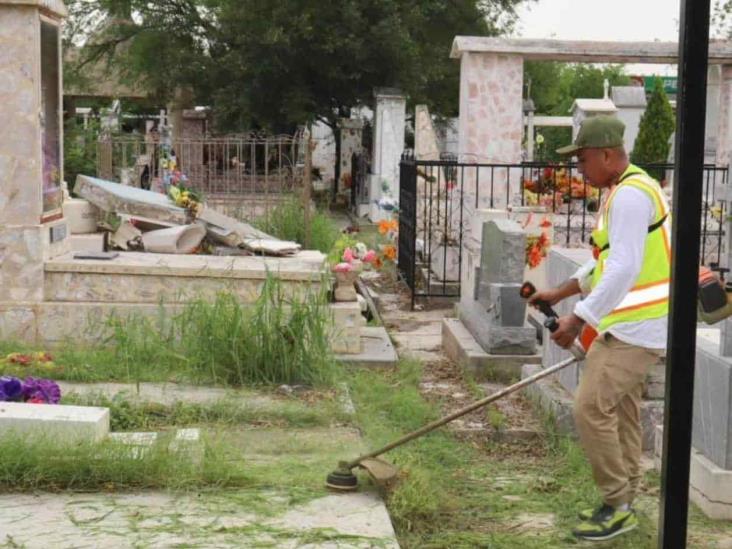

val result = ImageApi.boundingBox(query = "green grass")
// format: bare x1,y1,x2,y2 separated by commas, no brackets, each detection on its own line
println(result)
0,277,340,388
61,391,351,432
347,358,730,548
0,431,246,492
253,197,341,253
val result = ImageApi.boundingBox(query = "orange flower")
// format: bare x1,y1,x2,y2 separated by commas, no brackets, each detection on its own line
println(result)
374,257,383,269
539,217,552,228
378,220,391,235
383,245,397,261
538,231,550,248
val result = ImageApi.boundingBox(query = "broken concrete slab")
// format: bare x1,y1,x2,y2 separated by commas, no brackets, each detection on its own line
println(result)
336,326,398,368
197,205,301,256
109,220,142,250
141,223,206,254
76,175,190,225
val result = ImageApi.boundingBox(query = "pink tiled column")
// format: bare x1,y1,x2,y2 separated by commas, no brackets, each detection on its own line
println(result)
458,53,524,166
458,52,524,214
457,53,524,307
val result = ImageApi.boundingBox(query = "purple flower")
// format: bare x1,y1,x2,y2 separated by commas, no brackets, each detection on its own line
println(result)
0,377,22,401
21,378,61,404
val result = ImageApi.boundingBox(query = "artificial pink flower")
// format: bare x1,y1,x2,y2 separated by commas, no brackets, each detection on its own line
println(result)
362,250,377,263
342,248,355,263
333,262,354,273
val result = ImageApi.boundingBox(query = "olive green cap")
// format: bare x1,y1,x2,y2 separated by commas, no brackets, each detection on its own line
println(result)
556,115,625,156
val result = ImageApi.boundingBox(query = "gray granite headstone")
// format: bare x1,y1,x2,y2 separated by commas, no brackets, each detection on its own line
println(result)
693,333,732,469
458,219,536,355
478,219,526,307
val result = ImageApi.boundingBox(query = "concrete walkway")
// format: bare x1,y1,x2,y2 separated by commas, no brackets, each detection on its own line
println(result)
0,490,396,548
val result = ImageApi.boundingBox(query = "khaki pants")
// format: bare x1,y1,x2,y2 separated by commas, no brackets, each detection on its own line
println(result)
573,333,662,508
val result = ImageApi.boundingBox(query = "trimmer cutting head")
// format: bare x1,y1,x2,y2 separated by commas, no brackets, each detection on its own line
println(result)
326,462,358,491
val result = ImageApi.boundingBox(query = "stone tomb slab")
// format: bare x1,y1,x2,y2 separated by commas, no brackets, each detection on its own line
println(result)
0,402,109,442
442,318,541,382
336,326,398,368
0,426,398,548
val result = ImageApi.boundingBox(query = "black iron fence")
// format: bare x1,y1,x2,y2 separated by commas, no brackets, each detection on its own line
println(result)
398,153,728,306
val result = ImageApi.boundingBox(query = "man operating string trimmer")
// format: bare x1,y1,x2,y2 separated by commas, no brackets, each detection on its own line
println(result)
529,115,671,542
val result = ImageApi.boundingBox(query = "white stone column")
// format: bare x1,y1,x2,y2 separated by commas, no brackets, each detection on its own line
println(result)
369,88,406,222
0,0,69,339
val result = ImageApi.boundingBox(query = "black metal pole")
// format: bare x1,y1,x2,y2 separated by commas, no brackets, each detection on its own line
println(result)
659,1,711,547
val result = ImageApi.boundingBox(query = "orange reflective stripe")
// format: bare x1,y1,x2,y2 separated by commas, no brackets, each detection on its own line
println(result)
631,278,670,291
607,297,669,317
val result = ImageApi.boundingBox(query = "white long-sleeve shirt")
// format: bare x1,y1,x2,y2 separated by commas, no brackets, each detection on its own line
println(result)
571,185,668,350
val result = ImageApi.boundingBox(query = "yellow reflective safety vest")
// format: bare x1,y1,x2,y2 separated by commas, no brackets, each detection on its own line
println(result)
589,165,672,332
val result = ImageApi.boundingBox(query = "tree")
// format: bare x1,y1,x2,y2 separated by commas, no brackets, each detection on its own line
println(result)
67,0,530,132
630,78,676,179
523,62,631,160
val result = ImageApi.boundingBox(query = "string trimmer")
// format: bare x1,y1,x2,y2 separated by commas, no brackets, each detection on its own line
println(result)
325,282,590,492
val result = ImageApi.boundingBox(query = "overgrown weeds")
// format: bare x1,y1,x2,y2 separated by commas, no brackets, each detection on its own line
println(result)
254,197,341,253
62,391,350,432
0,432,245,492
5,276,340,388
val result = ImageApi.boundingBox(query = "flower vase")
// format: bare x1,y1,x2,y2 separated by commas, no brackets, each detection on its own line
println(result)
334,270,359,302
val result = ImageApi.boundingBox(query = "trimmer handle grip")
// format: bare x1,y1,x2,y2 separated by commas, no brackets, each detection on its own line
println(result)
520,281,559,321
544,317,559,333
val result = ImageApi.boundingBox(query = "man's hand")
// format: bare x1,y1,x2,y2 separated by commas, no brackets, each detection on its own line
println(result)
528,288,564,308
550,314,585,349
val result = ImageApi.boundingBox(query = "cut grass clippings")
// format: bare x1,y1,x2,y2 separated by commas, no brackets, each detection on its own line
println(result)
347,358,732,549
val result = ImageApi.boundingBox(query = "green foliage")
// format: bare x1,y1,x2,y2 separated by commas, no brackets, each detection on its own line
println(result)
524,62,631,161
63,119,100,192
62,392,349,431
172,281,338,386
0,432,245,491
6,278,339,387
253,198,341,254
631,78,676,180
327,233,359,265
66,0,527,130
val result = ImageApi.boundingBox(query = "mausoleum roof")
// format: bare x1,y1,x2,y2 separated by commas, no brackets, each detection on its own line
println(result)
450,37,732,65
569,98,618,114
611,86,648,108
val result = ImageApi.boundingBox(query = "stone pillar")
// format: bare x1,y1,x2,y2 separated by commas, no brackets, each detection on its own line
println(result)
414,105,440,161
338,118,364,192
369,88,406,222
457,53,523,166
0,0,69,317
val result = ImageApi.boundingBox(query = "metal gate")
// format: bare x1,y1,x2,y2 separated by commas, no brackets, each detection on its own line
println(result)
398,154,728,308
